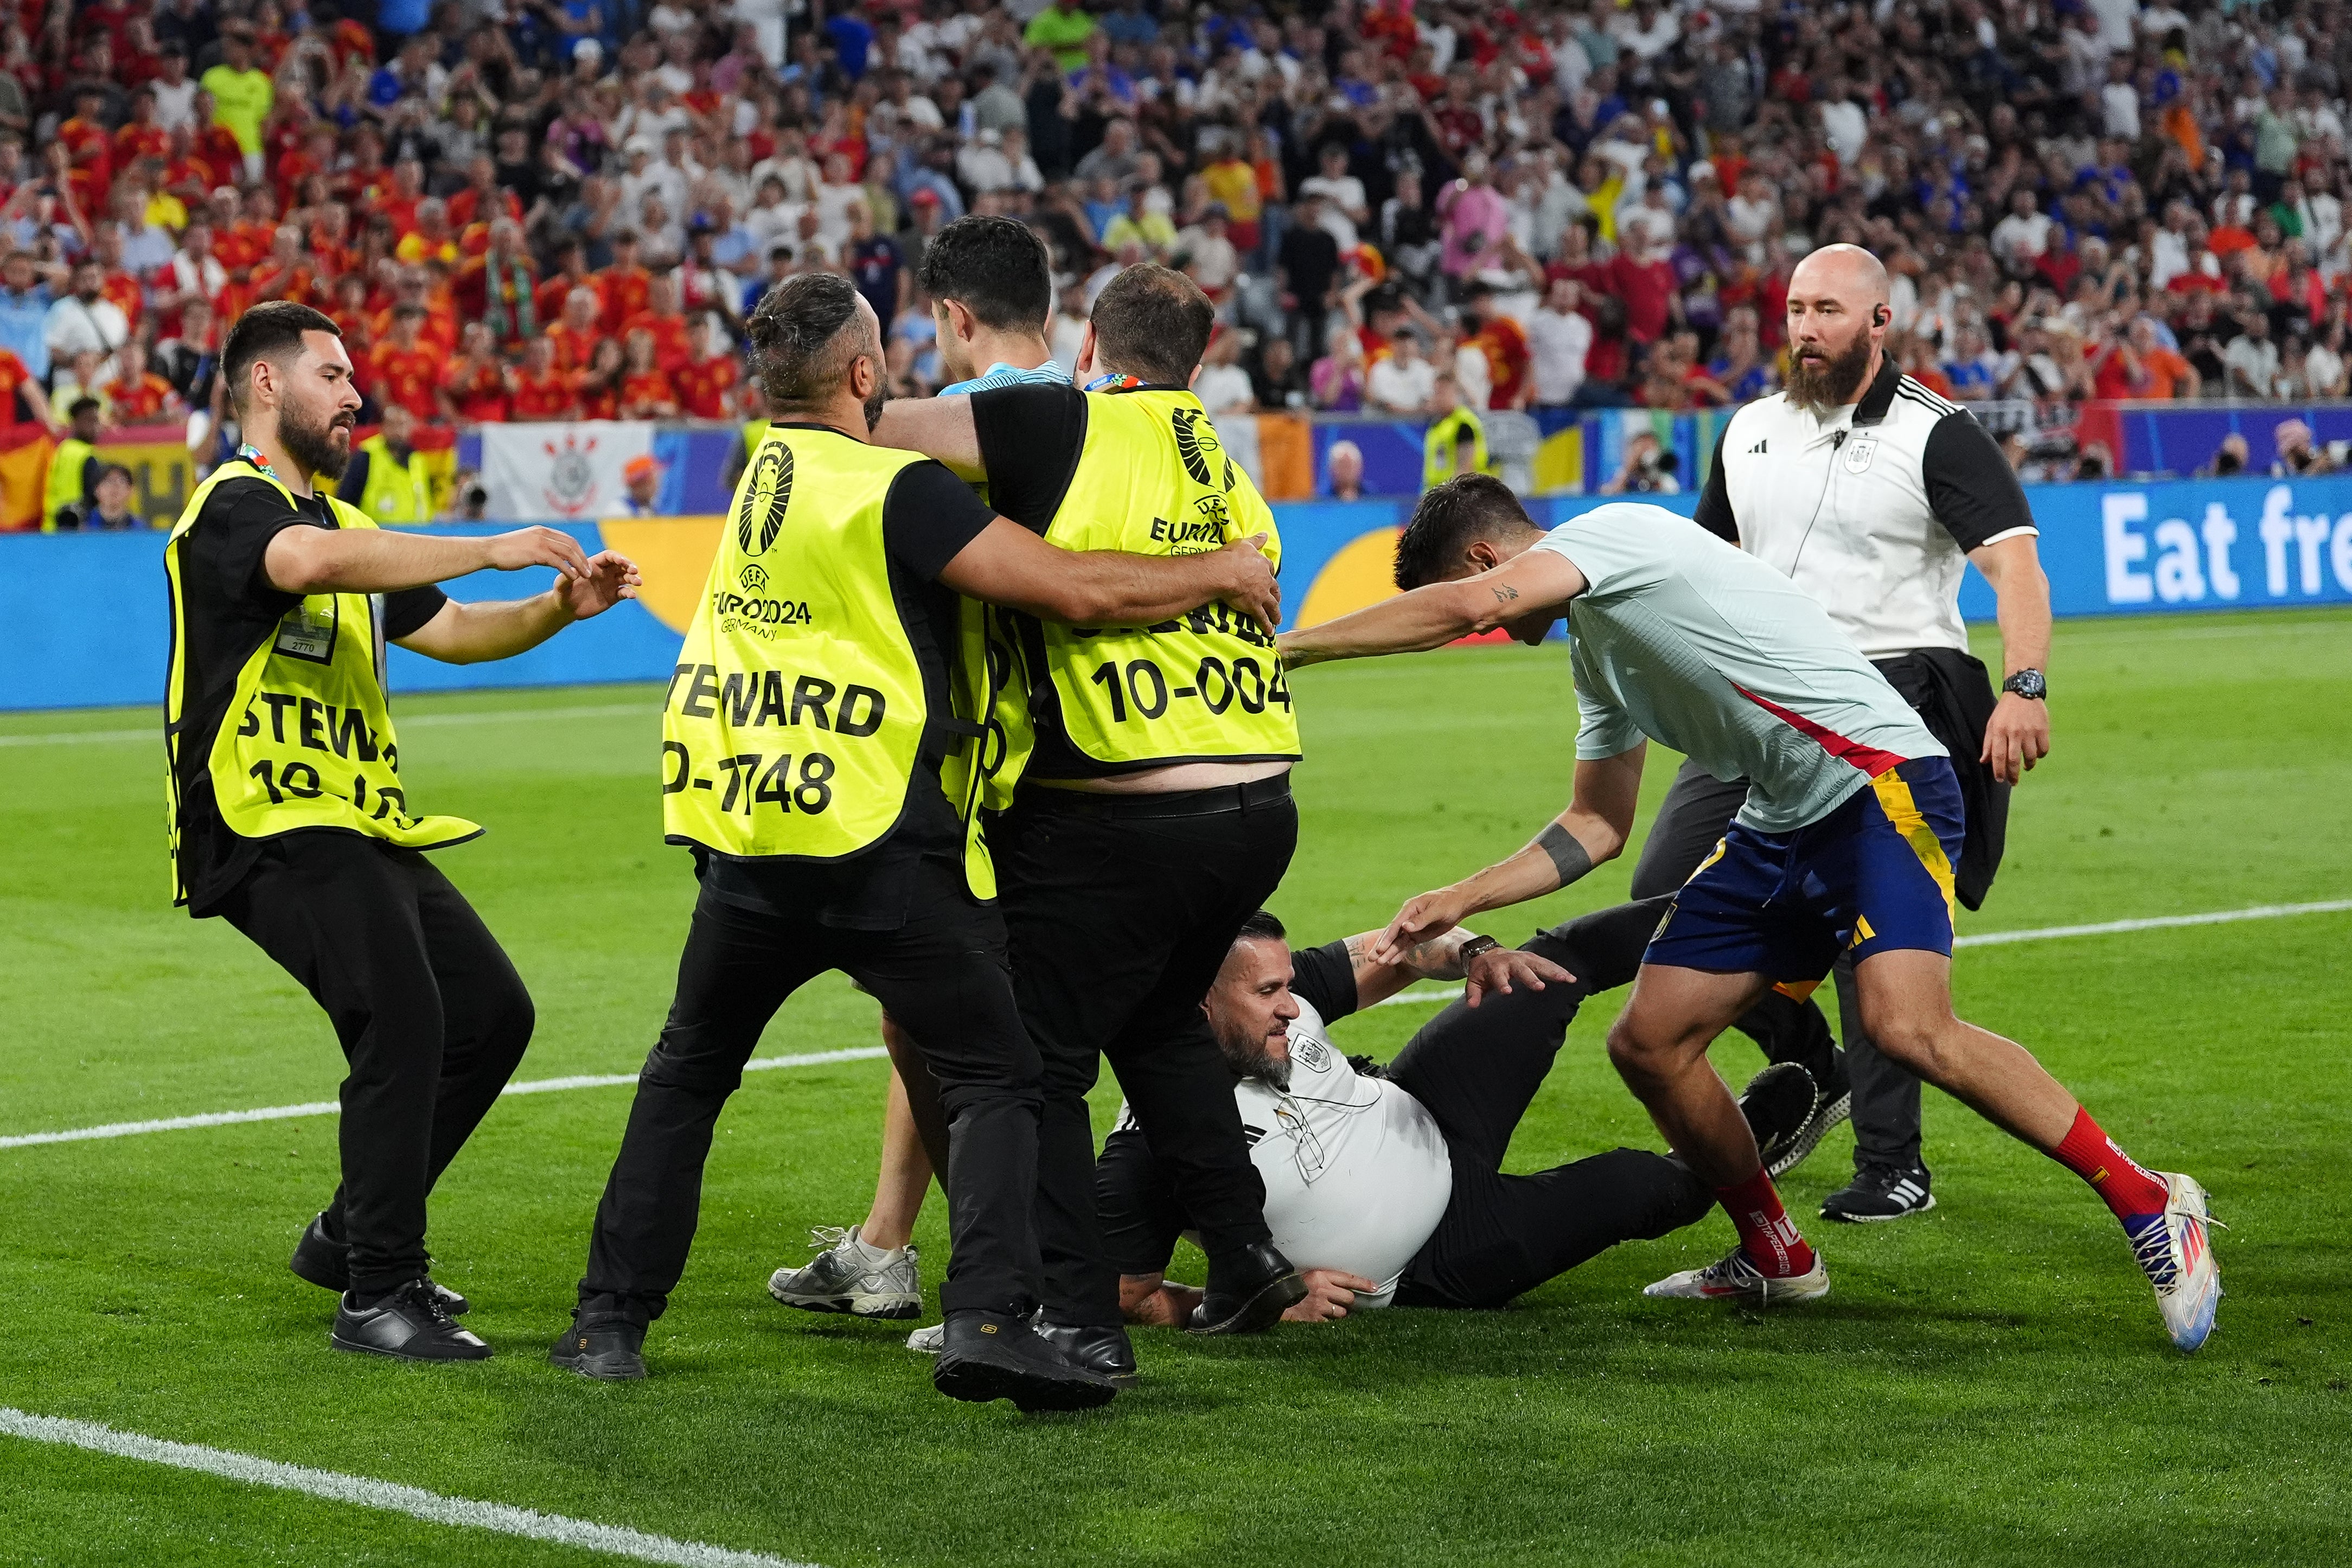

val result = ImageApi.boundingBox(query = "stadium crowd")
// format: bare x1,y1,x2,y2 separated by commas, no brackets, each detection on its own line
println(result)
10,0,2352,524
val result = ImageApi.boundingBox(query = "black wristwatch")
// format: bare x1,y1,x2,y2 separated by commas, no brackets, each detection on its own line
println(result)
1456,935,1500,965
2002,669,2047,701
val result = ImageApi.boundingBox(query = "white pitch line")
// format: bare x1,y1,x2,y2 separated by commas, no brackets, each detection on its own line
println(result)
11,898,2347,1146
1369,897,2352,1008
0,1047,888,1151
0,1407,813,1568
0,702,653,749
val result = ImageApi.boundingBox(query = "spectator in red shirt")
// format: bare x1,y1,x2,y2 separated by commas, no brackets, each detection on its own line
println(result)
455,219,541,348
545,285,605,375
1460,281,1532,411
107,339,183,424
509,337,577,420
1604,232,1680,348
617,329,679,418
113,87,170,174
534,239,602,328
368,304,443,423
573,338,628,421
597,232,653,337
438,321,513,423
620,271,693,374
672,314,741,420
375,158,426,236
446,153,523,240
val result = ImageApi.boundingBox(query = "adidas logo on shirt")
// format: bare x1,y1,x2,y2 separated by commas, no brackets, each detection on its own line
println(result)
1749,439,1768,454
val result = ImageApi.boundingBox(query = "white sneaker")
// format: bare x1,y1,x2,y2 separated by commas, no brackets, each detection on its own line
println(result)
2129,1173,2222,1353
766,1226,922,1320
1644,1246,1830,1306
904,1321,944,1355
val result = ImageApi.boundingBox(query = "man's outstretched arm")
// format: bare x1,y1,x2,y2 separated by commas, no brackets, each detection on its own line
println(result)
938,520,1281,630
870,394,983,477
394,551,642,664
1342,925,1574,1009
266,522,597,597
1275,546,1588,668
1371,744,1648,962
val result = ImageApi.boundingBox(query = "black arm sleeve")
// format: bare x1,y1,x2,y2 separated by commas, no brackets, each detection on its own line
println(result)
382,584,449,639
186,477,319,622
881,459,1000,581
1288,938,1360,1024
969,382,1088,533
1094,1120,1191,1276
1921,409,2037,552
1692,428,1736,543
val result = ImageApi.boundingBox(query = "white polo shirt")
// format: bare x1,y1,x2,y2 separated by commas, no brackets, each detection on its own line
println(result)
1696,358,2038,658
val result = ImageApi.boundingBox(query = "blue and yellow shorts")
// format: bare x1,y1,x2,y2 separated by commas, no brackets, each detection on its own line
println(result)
1645,757,1963,990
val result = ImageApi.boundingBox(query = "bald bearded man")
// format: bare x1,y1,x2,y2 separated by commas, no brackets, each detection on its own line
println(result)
1630,242,2056,1224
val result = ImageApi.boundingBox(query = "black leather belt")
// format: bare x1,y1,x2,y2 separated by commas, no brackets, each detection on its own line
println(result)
1018,773,1293,820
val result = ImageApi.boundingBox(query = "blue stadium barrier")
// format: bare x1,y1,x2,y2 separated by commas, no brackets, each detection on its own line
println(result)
6,475,2350,712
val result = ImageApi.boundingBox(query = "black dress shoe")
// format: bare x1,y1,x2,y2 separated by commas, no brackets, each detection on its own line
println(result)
1186,1242,1305,1335
1037,1321,1140,1388
291,1214,469,1315
933,1311,1117,1413
330,1280,491,1362
548,1314,647,1381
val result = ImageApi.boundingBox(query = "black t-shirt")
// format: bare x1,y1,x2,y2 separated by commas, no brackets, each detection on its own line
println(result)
699,441,999,930
1096,940,1357,1275
171,477,448,914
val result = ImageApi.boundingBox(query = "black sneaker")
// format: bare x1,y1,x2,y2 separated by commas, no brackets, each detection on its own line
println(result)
330,1279,491,1361
1037,1321,1141,1388
1767,1056,1853,1180
548,1314,647,1381
1821,1163,1935,1223
934,1310,1117,1412
1186,1242,1306,1335
1737,1063,1818,1174
291,1214,469,1315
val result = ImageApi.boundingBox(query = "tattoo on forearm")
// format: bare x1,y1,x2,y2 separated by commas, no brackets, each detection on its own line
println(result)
1535,823,1594,889
1492,585,1520,603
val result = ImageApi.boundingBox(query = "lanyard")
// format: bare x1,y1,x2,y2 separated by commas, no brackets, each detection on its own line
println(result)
1083,372,1144,392
237,443,284,484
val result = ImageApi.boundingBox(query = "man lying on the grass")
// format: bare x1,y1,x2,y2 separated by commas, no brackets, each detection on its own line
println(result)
1098,908,1818,1325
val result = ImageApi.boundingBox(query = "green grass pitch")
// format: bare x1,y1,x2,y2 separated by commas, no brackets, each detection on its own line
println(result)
3,610,2349,1567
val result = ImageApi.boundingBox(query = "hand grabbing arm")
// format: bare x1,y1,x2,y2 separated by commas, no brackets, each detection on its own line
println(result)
938,520,1281,631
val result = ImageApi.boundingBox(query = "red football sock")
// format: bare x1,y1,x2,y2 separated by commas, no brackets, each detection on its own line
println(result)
1714,1167,1816,1277
2049,1105,2170,1221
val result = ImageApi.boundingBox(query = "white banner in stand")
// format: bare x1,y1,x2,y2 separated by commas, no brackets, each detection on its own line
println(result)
478,421,655,520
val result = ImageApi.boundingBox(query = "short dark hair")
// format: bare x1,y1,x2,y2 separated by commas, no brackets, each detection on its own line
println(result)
221,300,341,413
1394,474,1536,591
916,214,1052,332
1234,910,1287,945
745,271,872,411
69,396,101,419
1090,264,1215,386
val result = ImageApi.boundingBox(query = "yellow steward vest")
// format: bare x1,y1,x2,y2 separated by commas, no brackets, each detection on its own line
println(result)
1005,388,1301,781
43,437,95,529
163,461,480,906
356,434,433,524
663,424,996,897
1422,406,1490,491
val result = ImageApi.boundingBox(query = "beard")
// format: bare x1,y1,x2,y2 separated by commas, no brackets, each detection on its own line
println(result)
1785,330,1875,417
859,349,890,431
280,398,356,482
1214,1025,1290,1091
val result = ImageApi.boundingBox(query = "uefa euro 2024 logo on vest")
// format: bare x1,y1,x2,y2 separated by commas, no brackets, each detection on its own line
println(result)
540,430,604,517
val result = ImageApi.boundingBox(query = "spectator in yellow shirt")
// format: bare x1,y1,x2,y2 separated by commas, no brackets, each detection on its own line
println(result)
199,28,273,182
1022,0,1097,72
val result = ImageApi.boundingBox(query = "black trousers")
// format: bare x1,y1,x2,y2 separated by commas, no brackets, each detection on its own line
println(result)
1392,919,1711,1309
578,859,1044,1322
216,832,535,1298
1629,756,1923,1172
994,779,1298,1329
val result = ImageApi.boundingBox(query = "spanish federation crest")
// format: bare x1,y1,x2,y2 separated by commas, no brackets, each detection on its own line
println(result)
1843,436,1878,475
